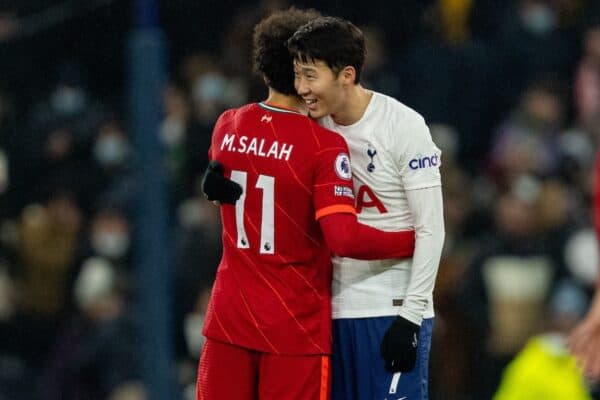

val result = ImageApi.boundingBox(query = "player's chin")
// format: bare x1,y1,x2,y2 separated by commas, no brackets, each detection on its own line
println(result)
308,108,327,120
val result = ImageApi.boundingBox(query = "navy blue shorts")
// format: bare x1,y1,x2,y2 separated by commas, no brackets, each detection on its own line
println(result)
331,317,433,400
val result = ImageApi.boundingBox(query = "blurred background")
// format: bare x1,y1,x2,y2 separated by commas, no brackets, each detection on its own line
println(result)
0,0,599,399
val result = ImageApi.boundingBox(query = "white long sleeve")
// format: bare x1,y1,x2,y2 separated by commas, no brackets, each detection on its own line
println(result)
397,186,445,325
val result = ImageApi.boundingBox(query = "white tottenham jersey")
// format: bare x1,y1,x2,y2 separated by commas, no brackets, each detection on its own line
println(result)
320,91,445,323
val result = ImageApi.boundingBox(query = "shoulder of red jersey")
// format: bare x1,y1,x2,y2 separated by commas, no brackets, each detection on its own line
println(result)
216,103,256,121
213,104,262,135
214,107,239,127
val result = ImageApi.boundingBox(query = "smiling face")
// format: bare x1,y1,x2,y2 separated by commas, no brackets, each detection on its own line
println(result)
293,59,354,120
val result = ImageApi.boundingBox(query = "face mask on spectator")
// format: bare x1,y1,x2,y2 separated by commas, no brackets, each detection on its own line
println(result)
193,74,227,103
91,230,130,259
74,257,116,310
160,117,185,148
184,311,205,358
94,134,129,167
522,4,556,35
564,228,598,287
51,86,86,115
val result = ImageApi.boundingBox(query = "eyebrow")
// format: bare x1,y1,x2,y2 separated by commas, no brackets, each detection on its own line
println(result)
294,64,318,73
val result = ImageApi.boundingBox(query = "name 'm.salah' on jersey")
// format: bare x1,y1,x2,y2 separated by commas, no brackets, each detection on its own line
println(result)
203,102,356,355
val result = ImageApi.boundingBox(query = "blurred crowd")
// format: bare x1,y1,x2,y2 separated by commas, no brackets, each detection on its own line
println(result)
1,0,600,399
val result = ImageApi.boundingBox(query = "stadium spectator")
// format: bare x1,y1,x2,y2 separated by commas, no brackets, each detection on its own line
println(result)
172,196,221,371
17,189,82,363
459,180,557,399
39,257,143,400
574,21,600,130
494,280,593,400
86,120,136,211
395,0,499,170
488,78,567,184
494,0,577,109
86,207,132,271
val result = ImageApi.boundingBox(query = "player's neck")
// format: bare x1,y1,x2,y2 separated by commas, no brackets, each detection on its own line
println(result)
264,90,306,114
330,85,372,126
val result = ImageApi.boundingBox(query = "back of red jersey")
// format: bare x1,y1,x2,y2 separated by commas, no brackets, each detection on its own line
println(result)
203,102,356,355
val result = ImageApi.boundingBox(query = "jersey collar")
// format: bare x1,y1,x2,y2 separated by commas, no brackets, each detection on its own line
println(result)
259,102,303,115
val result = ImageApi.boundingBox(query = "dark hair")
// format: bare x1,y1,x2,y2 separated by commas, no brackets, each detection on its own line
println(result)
287,16,365,83
253,7,321,95
524,75,568,101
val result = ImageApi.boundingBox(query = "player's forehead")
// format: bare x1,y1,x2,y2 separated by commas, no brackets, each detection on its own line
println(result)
293,58,330,73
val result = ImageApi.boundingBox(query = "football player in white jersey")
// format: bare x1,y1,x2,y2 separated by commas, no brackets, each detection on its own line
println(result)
289,17,445,400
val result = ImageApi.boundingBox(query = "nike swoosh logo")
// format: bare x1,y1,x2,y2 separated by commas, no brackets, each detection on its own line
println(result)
397,397,407,400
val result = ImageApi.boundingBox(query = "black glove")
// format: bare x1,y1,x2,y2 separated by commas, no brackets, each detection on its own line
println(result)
200,160,243,204
380,315,420,373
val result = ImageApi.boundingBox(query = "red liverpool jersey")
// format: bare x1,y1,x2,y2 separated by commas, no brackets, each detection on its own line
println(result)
203,102,356,355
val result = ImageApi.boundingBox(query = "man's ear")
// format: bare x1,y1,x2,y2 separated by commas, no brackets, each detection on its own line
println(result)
339,66,357,85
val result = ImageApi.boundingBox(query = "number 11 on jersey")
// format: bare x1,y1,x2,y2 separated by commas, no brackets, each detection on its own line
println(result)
230,170,275,254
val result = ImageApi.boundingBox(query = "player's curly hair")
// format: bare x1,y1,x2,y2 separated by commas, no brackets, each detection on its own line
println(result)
253,7,321,95
287,16,365,83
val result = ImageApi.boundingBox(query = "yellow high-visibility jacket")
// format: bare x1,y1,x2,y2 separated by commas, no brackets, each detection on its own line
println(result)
494,334,592,400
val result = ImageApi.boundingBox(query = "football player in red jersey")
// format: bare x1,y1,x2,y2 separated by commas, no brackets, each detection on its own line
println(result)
196,8,416,400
